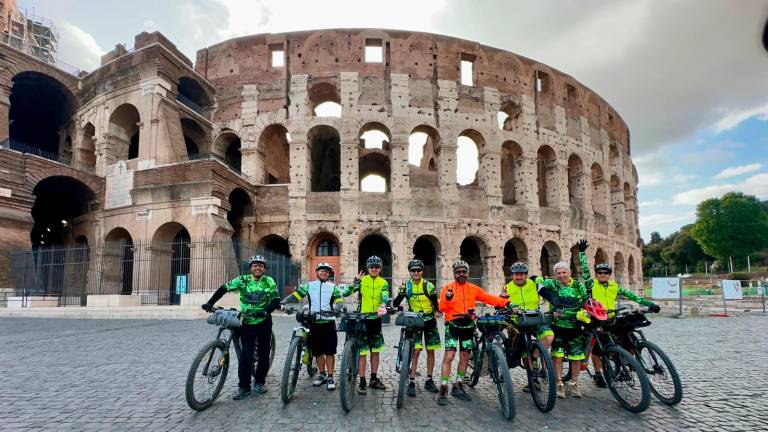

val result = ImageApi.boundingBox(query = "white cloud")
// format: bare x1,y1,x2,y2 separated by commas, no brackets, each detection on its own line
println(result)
57,22,104,71
713,163,764,179
640,212,695,226
638,199,663,207
672,173,768,205
714,103,768,133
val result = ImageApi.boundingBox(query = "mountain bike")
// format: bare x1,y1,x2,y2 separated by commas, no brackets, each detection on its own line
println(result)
611,307,683,405
464,309,516,420
505,309,557,413
280,306,337,403
393,310,425,409
185,307,276,411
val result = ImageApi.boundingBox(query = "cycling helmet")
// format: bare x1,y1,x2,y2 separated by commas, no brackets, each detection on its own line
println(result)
366,255,383,267
408,259,424,270
249,255,267,266
452,260,469,272
595,263,613,274
509,262,528,274
315,262,333,272
583,298,608,321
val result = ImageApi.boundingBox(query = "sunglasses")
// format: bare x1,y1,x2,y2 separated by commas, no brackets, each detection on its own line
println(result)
596,271,611,275
368,265,381,269
410,269,423,273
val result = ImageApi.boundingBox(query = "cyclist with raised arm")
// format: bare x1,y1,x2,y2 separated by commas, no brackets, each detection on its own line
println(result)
281,262,344,390
536,259,590,399
437,260,509,405
500,262,555,392
392,259,441,396
342,255,390,394
575,239,660,388
202,255,280,400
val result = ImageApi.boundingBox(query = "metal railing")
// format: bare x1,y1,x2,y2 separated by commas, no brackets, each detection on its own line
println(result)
0,139,96,174
177,93,210,118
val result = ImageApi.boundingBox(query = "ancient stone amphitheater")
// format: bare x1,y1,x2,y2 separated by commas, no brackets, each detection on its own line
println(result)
0,29,642,306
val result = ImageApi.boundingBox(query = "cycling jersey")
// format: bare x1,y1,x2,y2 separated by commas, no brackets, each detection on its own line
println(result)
438,281,508,322
343,274,389,315
538,277,588,329
504,278,541,310
293,280,343,322
579,251,654,315
395,279,437,314
224,274,279,325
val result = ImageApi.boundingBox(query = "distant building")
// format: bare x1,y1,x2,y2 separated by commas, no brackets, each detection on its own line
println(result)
0,0,57,65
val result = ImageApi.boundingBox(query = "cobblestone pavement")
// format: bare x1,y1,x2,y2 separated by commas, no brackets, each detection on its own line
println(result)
1,313,766,431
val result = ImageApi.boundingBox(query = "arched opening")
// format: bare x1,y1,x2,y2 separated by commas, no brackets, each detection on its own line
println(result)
359,153,390,192
408,125,440,188
8,71,75,160
214,131,242,172
569,244,581,278
457,130,484,186
497,100,522,131
539,241,561,277
261,234,290,256
309,82,341,117
537,145,558,207
624,182,634,227
501,141,524,205
614,251,626,284
309,233,341,280
31,176,95,247
180,118,207,159
227,188,253,262
359,122,390,150
257,234,292,295
170,229,191,305
104,227,134,295
78,122,97,169
503,238,528,282
258,124,291,184
594,248,608,266
460,237,486,287
107,103,140,163
150,222,191,305
358,234,393,282
591,163,608,217
628,255,636,290
177,77,211,116
567,154,585,205
610,175,624,225
413,235,441,286
609,142,619,169
308,125,341,192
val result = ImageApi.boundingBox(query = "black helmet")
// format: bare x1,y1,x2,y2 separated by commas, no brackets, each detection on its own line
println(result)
366,255,383,267
408,259,424,270
510,262,528,274
452,260,469,272
595,263,613,274
249,255,267,266
315,262,333,272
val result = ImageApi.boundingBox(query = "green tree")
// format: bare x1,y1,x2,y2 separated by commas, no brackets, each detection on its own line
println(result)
691,192,768,261
649,231,662,244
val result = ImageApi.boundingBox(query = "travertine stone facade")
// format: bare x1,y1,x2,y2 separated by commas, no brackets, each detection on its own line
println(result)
0,29,643,296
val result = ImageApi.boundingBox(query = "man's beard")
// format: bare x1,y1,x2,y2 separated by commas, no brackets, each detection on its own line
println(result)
456,275,467,283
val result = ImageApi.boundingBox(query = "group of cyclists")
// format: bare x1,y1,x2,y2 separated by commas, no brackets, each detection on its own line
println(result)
201,239,661,406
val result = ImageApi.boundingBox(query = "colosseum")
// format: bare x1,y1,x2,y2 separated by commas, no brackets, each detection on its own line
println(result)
0,29,642,307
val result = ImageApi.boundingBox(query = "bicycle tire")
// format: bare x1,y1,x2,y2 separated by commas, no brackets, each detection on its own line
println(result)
339,339,358,413
396,338,412,409
490,343,516,420
251,330,277,379
636,340,683,405
527,340,556,413
469,339,485,387
185,340,229,411
602,345,651,413
280,336,303,403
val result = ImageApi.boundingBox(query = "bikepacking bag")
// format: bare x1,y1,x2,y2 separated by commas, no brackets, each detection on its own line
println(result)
517,311,546,328
207,309,241,328
395,311,425,329
476,315,506,333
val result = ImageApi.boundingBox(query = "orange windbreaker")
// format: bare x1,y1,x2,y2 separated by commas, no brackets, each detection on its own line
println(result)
438,281,508,322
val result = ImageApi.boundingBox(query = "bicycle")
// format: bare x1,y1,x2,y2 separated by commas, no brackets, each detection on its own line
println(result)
563,305,651,413
463,309,516,420
393,310,425,409
280,306,337,403
185,307,276,411
611,307,683,405
504,309,557,413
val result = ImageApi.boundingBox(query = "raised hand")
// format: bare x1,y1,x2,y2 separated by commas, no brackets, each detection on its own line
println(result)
577,239,590,252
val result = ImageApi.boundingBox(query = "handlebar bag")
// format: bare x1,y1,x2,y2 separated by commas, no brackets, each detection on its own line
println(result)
395,312,425,329
207,309,242,329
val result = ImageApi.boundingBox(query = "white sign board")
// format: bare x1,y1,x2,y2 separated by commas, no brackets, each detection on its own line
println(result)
651,278,681,300
105,160,134,209
721,280,743,300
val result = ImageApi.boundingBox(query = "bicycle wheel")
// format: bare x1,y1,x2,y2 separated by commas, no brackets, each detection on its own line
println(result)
490,343,516,420
252,330,277,379
280,336,304,403
636,340,683,405
185,340,229,411
339,339,358,412
602,345,651,413
527,340,556,413
396,338,412,409
469,339,485,387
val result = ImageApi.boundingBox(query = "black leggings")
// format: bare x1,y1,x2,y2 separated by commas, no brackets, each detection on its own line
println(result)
238,317,272,389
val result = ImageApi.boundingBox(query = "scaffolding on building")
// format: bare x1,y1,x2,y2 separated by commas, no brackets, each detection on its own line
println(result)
0,2,58,65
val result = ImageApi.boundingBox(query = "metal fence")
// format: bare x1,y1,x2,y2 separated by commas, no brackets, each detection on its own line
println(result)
8,239,301,307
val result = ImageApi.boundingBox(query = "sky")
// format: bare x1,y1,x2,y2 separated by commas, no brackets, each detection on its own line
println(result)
19,0,768,240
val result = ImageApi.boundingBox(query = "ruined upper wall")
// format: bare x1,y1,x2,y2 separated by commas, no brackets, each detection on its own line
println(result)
195,28,631,154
